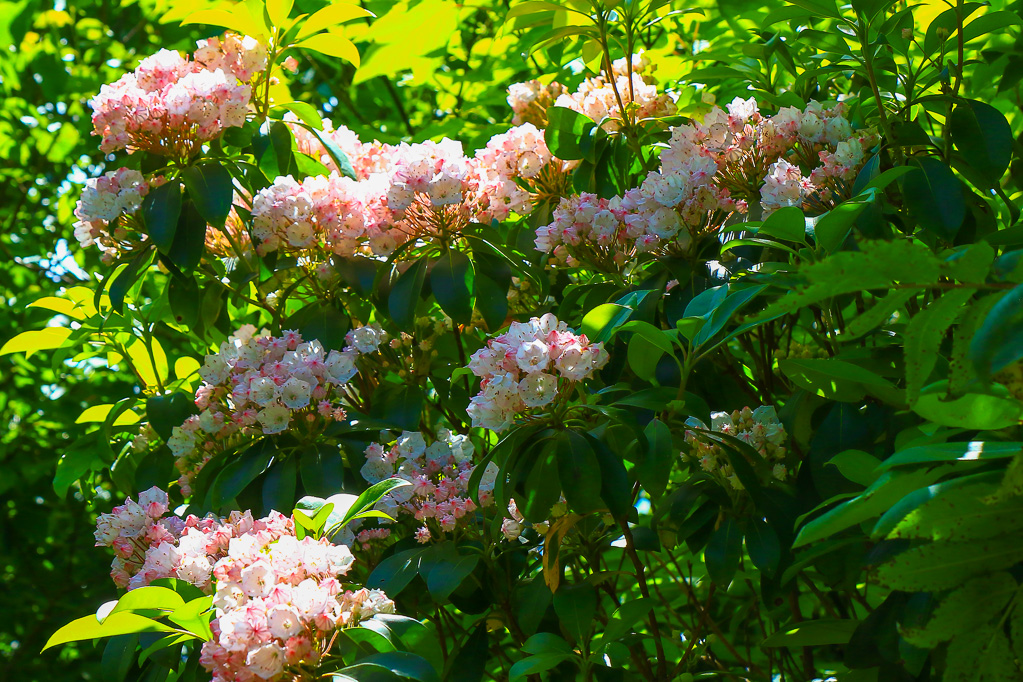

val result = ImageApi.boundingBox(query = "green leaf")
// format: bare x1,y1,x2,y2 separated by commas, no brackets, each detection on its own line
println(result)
589,433,631,519
109,248,154,312
345,652,439,682
756,206,807,243
600,598,653,643
901,572,1017,647
389,258,428,332
904,289,974,404
875,534,1023,591
337,478,412,530
366,547,427,596
181,162,233,229
294,31,361,67
0,327,72,358
814,200,869,253
580,303,632,343
210,441,275,507
508,653,574,681
844,289,916,339
420,543,479,601
900,157,965,241
779,357,894,402
637,419,673,499
761,619,859,647
167,199,207,271
555,430,602,513
297,2,374,39
826,450,882,486
142,181,182,253
745,517,781,577
704,517,742,585
266,0,293,26
300,444,345,497
147,393,198,442
430,250,475,325
950,100,1013,184
544,106,597,161
333,257,378,296
795,467,950,546
307,125,358,180
259,120,295,179
286,300,350,351
912,382,1023,430
262,456,298,515
552,582,597,644
969,282,1023,378
43,612,178,651
888,479,1023,542
519,439,561,522
879,441,1022,469
473,274,508,331
109,586,186,616
445,623,488,682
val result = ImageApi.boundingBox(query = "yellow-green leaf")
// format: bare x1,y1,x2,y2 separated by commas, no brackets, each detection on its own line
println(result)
181,8,267,39
0,328,72,357
42,612,177,651
294,31,361,67
266,0,294,26
297,2,374,39
76,404,140,426
28,297,85,320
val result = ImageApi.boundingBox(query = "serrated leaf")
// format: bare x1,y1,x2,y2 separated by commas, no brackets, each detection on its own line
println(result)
902,572,1017,647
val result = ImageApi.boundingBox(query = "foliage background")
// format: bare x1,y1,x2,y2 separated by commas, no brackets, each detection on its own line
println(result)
3,0,1023,679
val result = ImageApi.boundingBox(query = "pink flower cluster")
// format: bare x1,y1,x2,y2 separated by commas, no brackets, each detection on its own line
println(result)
536,97,875,268
499,497,567,542
94,486,279,592
359,430,499,542
194,32,269,83
683,406,790,491
168,324,387,494
474,123,575,221
250,172,396,258
507,68,676,130
288,116,395,180
251,136,499,260
202,527,392,682
95,488,397,682
72,168,152,263
90,40,257,158
466,313,609,431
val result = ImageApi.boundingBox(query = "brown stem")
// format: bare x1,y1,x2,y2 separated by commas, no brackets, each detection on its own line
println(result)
617,519,668,679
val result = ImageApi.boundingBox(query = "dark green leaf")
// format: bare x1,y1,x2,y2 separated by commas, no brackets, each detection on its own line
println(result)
555,430,602,513
552,582,597,644
544,106,597,161
389,258,428,332
430,250,475,325
900,157,965,241
142,181,182,253
181,162,234,229
704,517,742,585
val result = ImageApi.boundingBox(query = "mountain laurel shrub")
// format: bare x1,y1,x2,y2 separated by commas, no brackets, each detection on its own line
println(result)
9,0,1023,679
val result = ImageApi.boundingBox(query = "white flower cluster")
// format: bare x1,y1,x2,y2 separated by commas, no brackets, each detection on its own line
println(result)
683,406,790,491
474,123,575,221
193,32,269,83
466,314,609,431
72,168,154,263
359,430,499,543
202,527,392,682
168,324,386,494
90,47,254,158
